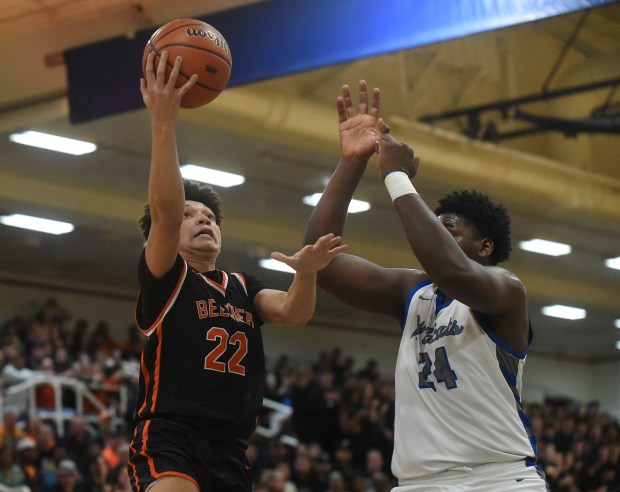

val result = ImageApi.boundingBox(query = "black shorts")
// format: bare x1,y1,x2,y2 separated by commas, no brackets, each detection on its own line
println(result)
128,418,252,492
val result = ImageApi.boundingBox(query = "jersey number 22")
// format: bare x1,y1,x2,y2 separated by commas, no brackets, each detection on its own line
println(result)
204,327,248,376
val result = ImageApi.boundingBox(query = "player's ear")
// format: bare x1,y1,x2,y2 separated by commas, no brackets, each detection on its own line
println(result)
479,238,494,260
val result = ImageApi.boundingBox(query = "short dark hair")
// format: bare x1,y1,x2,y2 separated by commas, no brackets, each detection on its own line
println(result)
434,190,511,265
139,179,223,239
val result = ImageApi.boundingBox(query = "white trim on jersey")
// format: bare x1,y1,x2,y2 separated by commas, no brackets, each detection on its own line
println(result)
143,260,189,337
231,272,248,296
197,270,228,296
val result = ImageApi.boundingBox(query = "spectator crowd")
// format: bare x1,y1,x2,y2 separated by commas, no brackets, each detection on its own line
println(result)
0,297,618,491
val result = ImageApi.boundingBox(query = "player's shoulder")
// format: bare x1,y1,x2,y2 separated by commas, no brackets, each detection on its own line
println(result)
490,265,526,291
230,270,267,300
400,268,430,294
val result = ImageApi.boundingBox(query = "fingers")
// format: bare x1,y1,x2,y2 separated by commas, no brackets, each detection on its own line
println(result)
167,55,183,89
341,84,356,120
144,51,156,85
338,81,380,122
315,233,345,250
368,87,381,119
318,235,348,259
270,251,289,263
375,118,394,153
358,80,368,115
156,50,168,85
378,118,390,134
336,96,347,124
329,244,349,256
143,50,197,103
315,232,336,245
179,74,198,96
270,234,346,266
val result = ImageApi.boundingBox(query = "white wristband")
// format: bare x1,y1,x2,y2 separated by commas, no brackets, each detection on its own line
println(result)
384,171,418,201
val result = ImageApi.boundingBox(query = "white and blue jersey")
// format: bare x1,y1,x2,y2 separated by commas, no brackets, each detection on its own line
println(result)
392,279,541,482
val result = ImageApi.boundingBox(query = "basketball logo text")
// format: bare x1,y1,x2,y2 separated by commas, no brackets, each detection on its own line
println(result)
185,28,232,58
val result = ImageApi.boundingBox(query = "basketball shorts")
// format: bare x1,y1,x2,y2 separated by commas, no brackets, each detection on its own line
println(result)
128,418,252,492
392,460,549,492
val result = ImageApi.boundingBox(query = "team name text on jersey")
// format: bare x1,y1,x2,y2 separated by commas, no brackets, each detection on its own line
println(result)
196,299,255,328
411,315,464,344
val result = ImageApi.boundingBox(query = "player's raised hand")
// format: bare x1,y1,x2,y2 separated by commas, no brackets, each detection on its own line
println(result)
376,118,419,179
140,51,197,122
337,80,381,162
270,233,348,273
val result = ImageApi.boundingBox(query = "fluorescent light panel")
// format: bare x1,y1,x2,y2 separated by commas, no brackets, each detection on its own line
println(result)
519,239,571,256
303,193,370,214
9,130,96,155
259,258,295,274
615,319,620,329
180,164,245,187
0,214,74,235
541,304,586,320
605,257,620,270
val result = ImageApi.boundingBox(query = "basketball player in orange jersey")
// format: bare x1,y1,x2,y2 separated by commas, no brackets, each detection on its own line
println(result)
127,50,347,492
304,81,549,491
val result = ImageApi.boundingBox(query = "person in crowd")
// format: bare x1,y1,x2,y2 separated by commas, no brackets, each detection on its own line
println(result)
0,443,29,491
46,459,87,492
0,407,26,449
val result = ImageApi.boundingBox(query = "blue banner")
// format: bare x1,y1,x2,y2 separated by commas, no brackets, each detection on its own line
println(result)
65,0,616,123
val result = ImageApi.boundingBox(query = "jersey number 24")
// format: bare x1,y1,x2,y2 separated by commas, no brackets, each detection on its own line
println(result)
418,346,458,391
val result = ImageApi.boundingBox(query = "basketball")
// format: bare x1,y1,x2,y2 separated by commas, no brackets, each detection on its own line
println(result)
142,19,232,108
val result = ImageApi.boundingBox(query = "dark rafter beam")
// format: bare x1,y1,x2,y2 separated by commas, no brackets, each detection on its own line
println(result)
420,76,620,124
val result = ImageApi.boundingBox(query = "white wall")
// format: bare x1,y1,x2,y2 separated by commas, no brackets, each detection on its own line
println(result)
593,360,620,419
262,323,399,377
522,356,620,420
521,355,596,404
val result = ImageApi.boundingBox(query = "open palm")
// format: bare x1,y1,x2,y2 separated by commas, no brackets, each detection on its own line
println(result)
337,80,381,161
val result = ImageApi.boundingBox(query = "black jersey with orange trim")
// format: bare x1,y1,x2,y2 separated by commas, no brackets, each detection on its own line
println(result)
134,250,266,440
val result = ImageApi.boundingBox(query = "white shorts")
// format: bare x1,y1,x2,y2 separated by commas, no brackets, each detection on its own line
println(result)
393,460,549,492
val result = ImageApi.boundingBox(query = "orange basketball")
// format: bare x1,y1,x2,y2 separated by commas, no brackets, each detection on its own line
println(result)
142,19,232,108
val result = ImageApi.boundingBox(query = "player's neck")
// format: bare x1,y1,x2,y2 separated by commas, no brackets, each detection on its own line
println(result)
184,255,217,273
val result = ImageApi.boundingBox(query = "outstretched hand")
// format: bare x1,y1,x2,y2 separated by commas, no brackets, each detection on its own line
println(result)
139,51,198,124
376,118,420,179
337,80,381,162
270,233,348,274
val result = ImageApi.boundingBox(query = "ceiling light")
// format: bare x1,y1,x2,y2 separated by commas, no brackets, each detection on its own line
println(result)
0,214,74,235
258,258,295,274
9,130,96,155
616,341,620,351
303,193,371,213
518,239,571,256
541,304,586,320
180,164,245,187
605,257,620,270
615,319,620,329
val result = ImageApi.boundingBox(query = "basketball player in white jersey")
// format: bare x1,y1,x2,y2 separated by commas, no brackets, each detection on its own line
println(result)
304,81,549,492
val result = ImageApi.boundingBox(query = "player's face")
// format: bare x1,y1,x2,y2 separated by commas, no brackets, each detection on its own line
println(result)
438,213,483,261
180,201,222,257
